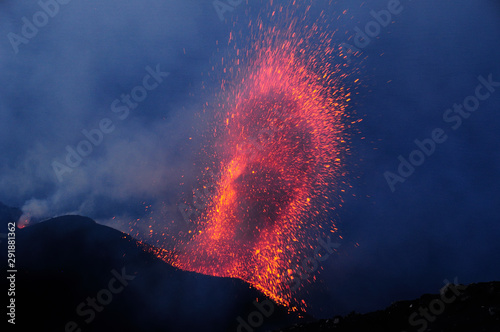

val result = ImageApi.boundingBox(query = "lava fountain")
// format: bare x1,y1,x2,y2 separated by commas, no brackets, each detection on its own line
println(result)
155,9,356,310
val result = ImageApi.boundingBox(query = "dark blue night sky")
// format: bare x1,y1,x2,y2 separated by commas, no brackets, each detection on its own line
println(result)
1,0,499,319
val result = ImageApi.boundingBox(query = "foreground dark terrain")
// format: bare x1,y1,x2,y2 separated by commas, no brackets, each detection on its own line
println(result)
1,205,306,332
278,282,500,332
2,203,499,332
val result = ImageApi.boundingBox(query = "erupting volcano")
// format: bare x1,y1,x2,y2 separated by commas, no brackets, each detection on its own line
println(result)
154,10,356,310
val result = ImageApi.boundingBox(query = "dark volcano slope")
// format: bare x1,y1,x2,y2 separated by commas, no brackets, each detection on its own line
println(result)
279,281,500,332
1,215,309,332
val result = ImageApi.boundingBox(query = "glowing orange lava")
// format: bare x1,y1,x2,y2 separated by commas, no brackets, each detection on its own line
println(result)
155,11,355,310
